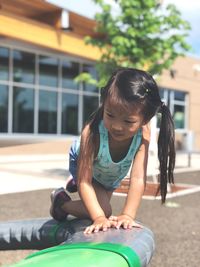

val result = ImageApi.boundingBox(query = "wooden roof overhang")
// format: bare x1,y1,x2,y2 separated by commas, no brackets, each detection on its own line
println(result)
0,0,102,60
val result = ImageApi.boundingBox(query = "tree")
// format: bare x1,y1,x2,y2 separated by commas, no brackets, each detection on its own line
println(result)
84,0,191,86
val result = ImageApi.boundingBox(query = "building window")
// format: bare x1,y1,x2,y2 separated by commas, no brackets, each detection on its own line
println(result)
158,88,187,129
0,84,8,132
0,45,99,135
174,91,185,101
13,50,35,84
62,60,79,90
62,93,78,134
0,47,9,81
82,64,98,93
39,56,58,87
174,105,185,129
39,90,57,133
13,87,34,133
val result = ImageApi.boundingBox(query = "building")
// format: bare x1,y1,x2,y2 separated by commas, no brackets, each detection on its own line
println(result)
0,0,200,150
0,0,101,141
159,57,200,150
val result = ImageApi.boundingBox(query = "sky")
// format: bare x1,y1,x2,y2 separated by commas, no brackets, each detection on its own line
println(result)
47,0,200,58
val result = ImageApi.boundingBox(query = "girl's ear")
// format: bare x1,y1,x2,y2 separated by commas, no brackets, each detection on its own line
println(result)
141,123,151,141
142,118,149,126
142,113,154,126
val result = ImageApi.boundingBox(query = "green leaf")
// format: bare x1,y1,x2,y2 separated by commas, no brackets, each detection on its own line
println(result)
85,0,192,78
75,73,98,86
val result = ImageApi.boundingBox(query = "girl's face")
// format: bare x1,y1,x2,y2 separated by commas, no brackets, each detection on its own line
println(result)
103,97,145,142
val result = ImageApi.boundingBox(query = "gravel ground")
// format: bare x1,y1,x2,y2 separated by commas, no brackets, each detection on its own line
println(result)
0,171,200,267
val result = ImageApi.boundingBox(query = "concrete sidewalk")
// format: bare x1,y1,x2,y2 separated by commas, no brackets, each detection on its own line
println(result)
0,140,70,195
0,139,200,195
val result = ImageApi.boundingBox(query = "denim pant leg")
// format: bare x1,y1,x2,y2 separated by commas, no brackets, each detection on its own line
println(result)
68,139,80,183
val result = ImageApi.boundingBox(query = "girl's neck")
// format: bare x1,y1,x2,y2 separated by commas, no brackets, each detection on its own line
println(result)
108,133,133,147
108,133,134,162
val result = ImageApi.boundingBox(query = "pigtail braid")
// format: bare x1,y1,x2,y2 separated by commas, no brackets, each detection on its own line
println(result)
158,104,176,203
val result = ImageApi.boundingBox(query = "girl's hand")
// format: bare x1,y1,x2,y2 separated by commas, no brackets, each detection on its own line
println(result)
84,216,116,234
109,215,143,230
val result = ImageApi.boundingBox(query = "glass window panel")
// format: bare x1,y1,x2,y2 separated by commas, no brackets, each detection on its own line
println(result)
159,88,164,99
62,60,79,90
39,56,58,87
62,93,78,134
13,50,35,84
0,84,8,132
39,90,57,133
0,47,9,81
83,95,99,124
13,87,34,133
157,89,187,129
174,91,186,101
82,64,98,92
173,105,185,129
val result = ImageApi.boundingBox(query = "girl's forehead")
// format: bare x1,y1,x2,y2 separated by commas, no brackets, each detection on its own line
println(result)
105,97,141,116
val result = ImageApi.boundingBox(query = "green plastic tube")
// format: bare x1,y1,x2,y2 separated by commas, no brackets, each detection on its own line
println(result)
8,242,141,267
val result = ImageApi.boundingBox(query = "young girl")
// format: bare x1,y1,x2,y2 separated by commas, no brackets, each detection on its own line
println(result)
50,68,175,234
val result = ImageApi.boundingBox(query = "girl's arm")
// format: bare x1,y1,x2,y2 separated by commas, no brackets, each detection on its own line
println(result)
78,125,114,233
111,124,150,229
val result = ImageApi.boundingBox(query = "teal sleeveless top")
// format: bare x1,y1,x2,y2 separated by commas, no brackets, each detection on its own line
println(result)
93,121,142,190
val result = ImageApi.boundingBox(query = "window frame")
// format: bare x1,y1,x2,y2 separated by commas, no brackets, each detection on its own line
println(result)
0,43,100,136
158,87,188,130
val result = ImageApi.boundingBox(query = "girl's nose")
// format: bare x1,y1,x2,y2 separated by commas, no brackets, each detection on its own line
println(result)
111,122,123,131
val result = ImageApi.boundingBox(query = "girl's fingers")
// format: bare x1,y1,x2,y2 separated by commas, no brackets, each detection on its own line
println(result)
110,220,117,228
94,226,100,232
84,219,143,234
116,221,123,229
109,215,118,221
116,219,143,230
122,221,129,229
103,225,108,231
84,221,112,234
84,225,95,234
102,220,114,231
132,221,143,228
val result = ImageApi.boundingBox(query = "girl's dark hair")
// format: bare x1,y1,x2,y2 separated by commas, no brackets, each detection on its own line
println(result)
85,68,176,203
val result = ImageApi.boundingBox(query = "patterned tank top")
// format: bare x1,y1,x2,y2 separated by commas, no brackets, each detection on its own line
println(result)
93,120,142,189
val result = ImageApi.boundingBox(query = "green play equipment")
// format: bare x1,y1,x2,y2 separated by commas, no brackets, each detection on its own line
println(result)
0,218,155,267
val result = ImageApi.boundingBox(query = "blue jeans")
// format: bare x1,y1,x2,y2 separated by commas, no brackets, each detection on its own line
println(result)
69,139,80,182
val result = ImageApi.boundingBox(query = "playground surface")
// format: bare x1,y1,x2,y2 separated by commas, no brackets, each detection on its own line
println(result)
0,140,200,266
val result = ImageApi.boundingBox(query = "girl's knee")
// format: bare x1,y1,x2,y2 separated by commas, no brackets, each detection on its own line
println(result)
102,203,112,218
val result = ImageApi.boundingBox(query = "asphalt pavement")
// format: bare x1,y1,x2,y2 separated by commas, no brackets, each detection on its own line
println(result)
0,141,200,266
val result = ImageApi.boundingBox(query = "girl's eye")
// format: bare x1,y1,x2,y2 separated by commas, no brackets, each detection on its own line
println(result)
106,113,114,118
125,120,135,124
